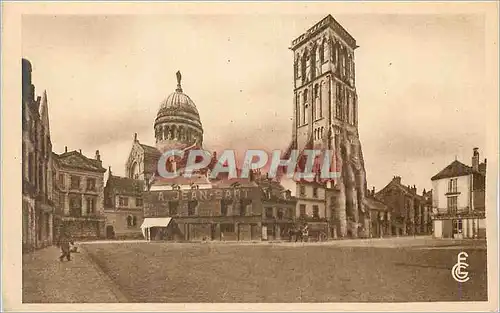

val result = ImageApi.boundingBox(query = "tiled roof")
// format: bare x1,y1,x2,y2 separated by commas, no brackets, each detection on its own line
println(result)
364,195,390,212
150,174,211,187
212,178,259,189
140,143,161,157
375,177,425,201
53,151,106,173
107,175,144,195
431,160,475,181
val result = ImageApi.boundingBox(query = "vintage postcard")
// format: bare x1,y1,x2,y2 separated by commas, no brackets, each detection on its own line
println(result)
2,1,499,312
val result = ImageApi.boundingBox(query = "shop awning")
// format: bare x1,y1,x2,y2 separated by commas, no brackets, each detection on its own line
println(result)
140,217,172,229
140,217,173,238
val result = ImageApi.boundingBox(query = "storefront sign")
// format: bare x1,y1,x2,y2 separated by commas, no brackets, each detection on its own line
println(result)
145,187,254,204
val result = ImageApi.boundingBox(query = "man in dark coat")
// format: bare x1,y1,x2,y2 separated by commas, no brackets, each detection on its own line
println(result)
57,229,74,262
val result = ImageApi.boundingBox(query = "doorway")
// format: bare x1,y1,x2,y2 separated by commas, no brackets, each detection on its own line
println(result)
106,225,115,239
452,219,463,239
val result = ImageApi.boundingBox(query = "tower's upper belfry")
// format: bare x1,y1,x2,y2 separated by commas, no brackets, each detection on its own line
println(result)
290,15,357,91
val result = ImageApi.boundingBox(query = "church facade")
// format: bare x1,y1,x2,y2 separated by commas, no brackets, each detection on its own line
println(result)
289,15,369,239
22,59,55,252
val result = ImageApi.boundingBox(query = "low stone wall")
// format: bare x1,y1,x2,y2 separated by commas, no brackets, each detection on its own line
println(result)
59,220,105,240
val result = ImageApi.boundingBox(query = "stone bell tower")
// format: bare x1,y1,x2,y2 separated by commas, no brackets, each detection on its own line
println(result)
290,15,368,238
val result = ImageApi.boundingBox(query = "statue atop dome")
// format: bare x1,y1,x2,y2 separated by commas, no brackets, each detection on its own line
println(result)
176,70,182,92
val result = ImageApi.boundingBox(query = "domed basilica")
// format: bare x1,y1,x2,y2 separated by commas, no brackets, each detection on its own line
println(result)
154,71,204,152
124,71,207,184
104,70,294,242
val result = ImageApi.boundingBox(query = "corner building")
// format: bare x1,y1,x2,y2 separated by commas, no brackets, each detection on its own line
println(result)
290,15,368,238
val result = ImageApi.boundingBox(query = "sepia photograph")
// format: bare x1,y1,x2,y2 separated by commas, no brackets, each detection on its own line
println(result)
2,1,499,311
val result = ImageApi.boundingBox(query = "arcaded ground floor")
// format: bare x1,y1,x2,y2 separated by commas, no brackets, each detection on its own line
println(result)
433,218,486,239
22,237,487,303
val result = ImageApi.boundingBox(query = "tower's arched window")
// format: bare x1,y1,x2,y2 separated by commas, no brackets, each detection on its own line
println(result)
127,215,132,227
335,43,342,75
301,50,308,80
304,103,309,125
341,47,346,78
295,55,301,79
324,38,330,62
346,53,351,79
336,84,343,121
346,92,351,123
296,92,301,126
319,41,324,64
353,94,357,126
311,45,317,79
303,89,308,125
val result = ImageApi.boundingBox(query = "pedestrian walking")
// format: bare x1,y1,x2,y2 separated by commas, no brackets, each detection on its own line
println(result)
57,228,74,262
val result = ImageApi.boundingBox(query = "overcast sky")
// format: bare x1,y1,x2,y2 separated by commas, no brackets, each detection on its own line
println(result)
22,14,487,193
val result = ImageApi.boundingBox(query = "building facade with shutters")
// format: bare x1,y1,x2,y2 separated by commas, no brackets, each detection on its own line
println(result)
103,169,145,239
52,148,107,240
374,177,432,236
143,176,264,241
256,172,298,241
431,148,486,239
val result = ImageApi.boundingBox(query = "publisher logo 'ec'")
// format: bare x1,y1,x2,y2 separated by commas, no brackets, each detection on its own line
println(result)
452,252,470,283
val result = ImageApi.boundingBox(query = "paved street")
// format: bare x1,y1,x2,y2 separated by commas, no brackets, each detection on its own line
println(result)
23,238,487,303
22,246,126,303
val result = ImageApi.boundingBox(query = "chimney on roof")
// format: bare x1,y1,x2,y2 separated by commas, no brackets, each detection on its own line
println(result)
64,146,68,153
472,147,479,171
108,166,112,176
79,149,82,154
95,150,101,162
35,96,41,110
372,186,375,196
479,158,487,176
393,176,401,184
134,133,138,142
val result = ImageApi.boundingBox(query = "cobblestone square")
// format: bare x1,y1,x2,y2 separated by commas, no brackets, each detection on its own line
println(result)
23,238,488,303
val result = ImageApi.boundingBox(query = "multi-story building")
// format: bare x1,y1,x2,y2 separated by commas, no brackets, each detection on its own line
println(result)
430,148,486,239
375,176,432,236
52,148,107,240
363,187,392,238
103,167,145,239
144,175,264,241
289,15,369,239
255,171,297,241
295,182,332,239
22,58,55,252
